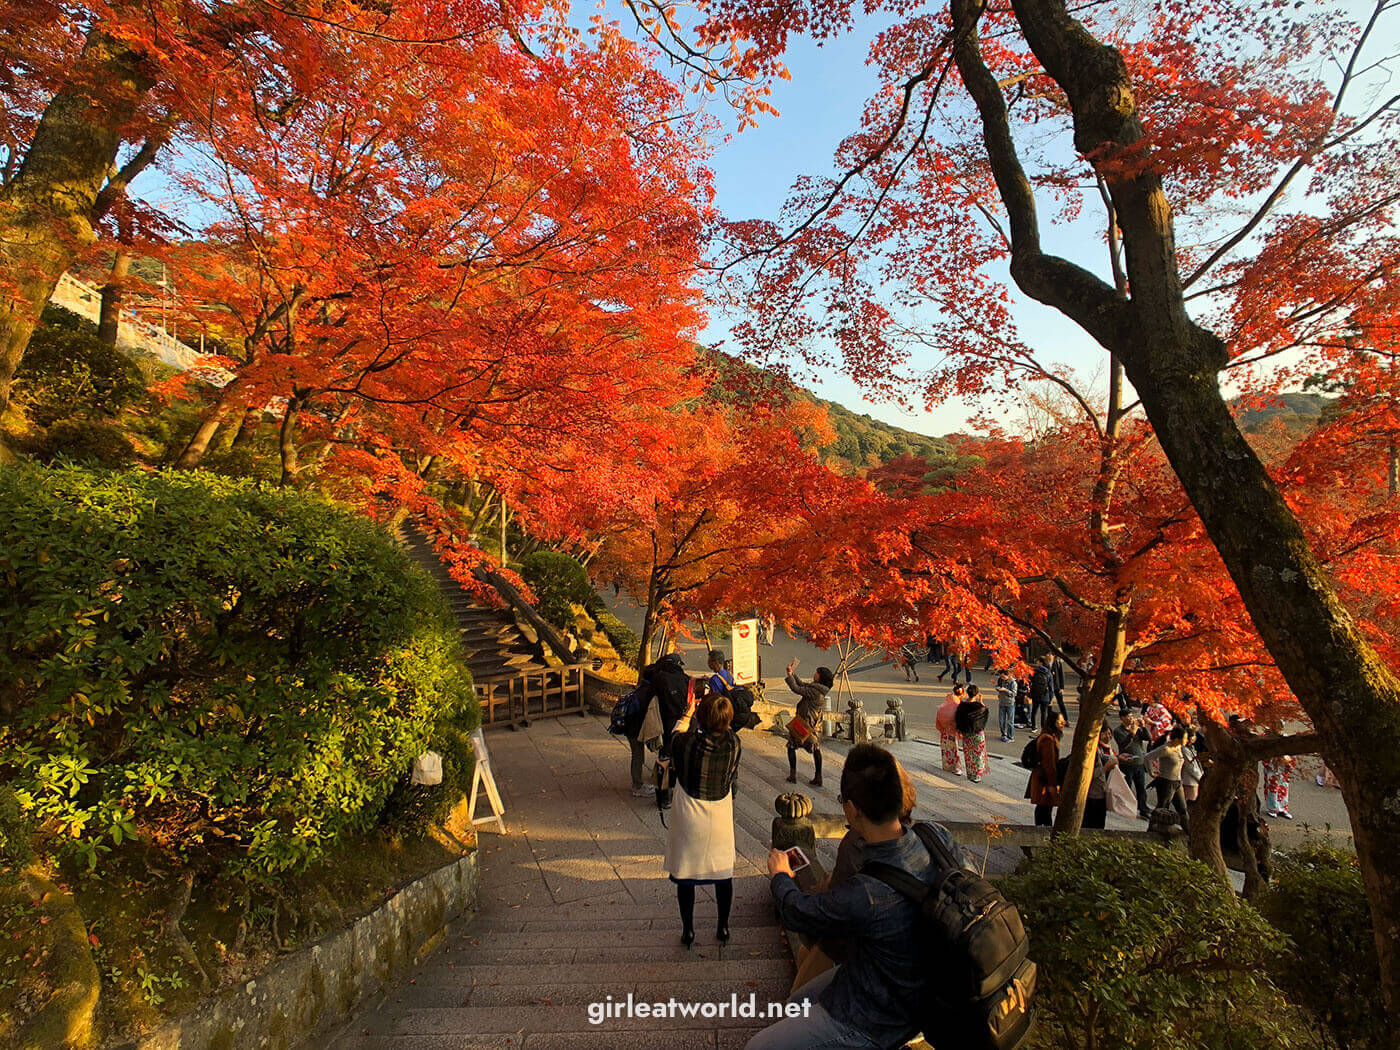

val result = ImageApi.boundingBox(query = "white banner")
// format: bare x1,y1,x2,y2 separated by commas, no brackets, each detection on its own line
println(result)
731,618,759,686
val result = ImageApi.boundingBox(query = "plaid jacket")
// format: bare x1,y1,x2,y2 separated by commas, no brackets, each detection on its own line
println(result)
670,729,741,802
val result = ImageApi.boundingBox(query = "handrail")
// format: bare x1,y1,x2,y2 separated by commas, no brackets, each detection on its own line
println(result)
471,562,580,667
51,271,202,371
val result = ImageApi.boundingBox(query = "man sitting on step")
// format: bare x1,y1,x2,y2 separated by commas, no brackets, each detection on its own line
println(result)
748,745,962,1050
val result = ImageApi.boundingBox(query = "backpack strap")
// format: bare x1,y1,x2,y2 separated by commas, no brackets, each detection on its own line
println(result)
862,822,961,900
861,861,931,904
911,821,962,872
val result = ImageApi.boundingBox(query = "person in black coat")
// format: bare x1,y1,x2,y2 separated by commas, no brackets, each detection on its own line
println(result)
624,652,693,796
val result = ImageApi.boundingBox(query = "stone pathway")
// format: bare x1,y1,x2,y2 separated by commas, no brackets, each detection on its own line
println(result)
329,715,792,1049
328,707,1134,1048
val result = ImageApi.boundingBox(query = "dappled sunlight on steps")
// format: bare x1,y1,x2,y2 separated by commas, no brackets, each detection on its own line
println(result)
327,716,794,1049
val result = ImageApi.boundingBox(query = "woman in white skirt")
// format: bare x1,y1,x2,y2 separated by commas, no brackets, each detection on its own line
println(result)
665,692,741,947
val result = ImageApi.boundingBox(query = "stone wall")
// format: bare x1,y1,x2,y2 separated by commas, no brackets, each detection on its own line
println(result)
113,851,479,1050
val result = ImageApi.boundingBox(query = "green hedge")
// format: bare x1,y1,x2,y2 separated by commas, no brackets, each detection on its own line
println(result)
592,605,641,668
38,417,138,468
519,551,594,627
13,306,143,425
1261,843,1383,1049
1001,837,1307,1050
0,464,477,878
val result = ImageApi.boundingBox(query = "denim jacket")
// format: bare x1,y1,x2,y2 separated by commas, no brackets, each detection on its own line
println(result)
770,823,964,1049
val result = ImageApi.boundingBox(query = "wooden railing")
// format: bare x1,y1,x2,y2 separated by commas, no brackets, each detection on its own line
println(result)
478,664,587,728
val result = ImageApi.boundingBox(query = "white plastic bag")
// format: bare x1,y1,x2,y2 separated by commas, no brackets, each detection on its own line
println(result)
1106,765,1137,819
411,750,443,786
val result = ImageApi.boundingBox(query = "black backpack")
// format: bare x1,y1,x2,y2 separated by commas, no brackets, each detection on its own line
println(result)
1030,665,1052,696
729,685,760,730
1018,737,1039,770
864,823,1036,1050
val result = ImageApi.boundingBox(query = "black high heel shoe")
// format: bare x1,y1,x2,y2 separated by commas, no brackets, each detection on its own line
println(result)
715,927,730,945
681,929,695,948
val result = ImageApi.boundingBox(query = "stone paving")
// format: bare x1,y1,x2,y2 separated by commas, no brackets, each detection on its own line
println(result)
329,707,1132,1048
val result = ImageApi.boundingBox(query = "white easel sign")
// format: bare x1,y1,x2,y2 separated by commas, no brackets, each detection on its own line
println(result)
468,728,506,833
731,618,759,685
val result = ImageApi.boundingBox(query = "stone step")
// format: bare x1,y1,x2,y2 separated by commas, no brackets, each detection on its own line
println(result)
333,1030,765,1050
475,909,776,932
451,925,781,952
366,1001,786,1036
430,943,786,970
390,973,793,1010
459,648,535,665
407,959,782,991
458,628,518,644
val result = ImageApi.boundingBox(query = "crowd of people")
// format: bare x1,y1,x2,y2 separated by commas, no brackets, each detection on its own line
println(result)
620,649,962,1049
916,644,1313,835
613,640,1322,1050
645,674,983,1050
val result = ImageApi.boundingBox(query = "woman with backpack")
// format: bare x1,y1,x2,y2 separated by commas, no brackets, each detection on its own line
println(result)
954,685,990,783
664,694,741,948
1026,713,1066,826
935,685,966,775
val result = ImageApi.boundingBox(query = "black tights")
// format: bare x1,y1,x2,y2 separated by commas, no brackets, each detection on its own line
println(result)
787,742,822,780
677,879,733,935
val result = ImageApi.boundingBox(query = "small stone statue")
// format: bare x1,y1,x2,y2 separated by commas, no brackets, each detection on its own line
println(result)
847,698,870,746
886,697,907,741
772,793,816,854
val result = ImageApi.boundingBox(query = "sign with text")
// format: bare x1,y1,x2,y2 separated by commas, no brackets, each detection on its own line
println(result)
731,618,759,686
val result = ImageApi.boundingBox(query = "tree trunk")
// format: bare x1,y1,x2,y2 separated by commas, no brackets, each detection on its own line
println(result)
1053,606,1127,834
956,0,1400,1012
173,381,246,468
1126,358,1400,992
499,501,509,567
638,606,658,677
468,487,497,536
1235,780,1269,900
278,391,306,487
637,571,665,676
0,31,152,412
1189,722,1246,884
96,250,132,348
229,404,262,448
1190,725,1323,888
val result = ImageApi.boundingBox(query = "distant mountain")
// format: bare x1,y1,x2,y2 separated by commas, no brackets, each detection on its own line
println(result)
699,349,980,492
1234,392,1334,438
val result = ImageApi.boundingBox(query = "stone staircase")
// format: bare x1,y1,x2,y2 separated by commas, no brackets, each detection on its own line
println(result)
328,716,793,1049
399,527,550,684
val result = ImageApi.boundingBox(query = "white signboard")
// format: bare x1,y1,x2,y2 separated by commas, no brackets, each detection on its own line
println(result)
731,618,759,686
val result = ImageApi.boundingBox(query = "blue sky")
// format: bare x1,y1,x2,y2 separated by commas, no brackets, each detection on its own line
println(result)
692,19,1109,437
685,0,1393,438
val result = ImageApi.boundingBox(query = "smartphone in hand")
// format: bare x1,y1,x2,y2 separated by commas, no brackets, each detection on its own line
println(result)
785,846,810,873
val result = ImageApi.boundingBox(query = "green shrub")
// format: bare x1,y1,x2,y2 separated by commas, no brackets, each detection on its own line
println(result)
13,305,143,425
378,713,478,836
0,463,477,879
201,443,279,482
592,606,641,668
1001,837,1307,1050
0,787,34,869
1260,844,1382,1049
38,417,138,467
519,551,594,627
